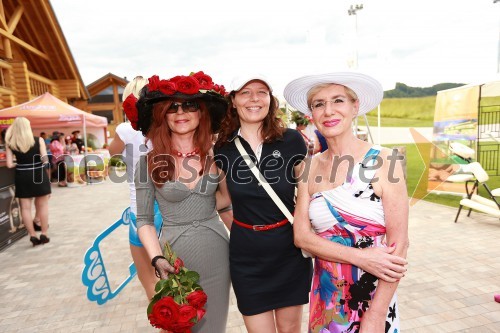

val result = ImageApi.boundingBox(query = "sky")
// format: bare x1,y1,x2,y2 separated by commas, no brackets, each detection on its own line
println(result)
50,0,500,96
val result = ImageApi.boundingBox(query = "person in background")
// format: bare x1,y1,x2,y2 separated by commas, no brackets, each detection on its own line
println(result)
314,128,328,153
0,128,6,151
71,130,84,152
214,74,313,333
291,110,321,155
108,75,163,300
284,71,409,333
135,71,231,332
49,133,68,187
5,117,51,246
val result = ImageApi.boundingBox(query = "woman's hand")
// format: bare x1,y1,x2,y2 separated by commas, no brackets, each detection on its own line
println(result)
356,245,407,282
153,257,176,279
359,307,387,333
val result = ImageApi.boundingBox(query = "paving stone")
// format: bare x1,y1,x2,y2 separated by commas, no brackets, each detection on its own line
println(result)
1,180,499,332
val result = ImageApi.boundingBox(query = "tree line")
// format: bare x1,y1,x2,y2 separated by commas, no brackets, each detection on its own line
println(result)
384,82,465,98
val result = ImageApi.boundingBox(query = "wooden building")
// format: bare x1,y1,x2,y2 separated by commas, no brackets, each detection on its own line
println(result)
84,73,128,138
0,0,88,108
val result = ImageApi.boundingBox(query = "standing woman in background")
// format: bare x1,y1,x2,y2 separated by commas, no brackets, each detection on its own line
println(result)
49,132,68,187
5,117,51,246
108,75,163,300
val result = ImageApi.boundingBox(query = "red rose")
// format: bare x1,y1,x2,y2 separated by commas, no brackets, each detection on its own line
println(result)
123,94,138,129
186,290,207,309
178,304,197,323
176,76,201,95
169,75,183,84
169,305,196,332
148,296,180,330
174,258,184,274
213,84,227,96
148,75,161,91
196,308,206,321
192,71,214,90
159,80,176,95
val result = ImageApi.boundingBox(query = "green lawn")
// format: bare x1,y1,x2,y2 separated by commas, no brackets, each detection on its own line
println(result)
358,115,433,128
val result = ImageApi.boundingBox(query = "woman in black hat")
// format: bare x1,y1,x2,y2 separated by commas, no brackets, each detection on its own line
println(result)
133,72,231,333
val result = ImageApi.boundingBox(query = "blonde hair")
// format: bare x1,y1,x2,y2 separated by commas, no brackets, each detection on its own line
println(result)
5,117,35,153
122,76,148,101
306,83,358,110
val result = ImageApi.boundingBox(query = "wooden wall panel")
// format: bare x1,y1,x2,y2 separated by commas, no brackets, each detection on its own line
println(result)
53,79,80,99
11,61,30,103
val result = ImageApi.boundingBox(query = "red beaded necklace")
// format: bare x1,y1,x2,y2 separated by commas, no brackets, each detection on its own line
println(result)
171,148,200,158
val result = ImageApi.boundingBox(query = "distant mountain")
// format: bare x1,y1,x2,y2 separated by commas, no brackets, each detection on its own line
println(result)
384,82,466,98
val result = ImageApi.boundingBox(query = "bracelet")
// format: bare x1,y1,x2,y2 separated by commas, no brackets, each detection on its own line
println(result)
217,205,233,214
151,255,166,268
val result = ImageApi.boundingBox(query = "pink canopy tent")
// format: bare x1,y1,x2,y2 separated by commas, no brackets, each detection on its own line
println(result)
0,92,107,146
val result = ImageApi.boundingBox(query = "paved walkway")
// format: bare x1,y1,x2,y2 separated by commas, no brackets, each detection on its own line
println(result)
0,179,499,332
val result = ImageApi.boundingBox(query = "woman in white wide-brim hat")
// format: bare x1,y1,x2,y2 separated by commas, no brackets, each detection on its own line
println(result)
284,72,409,333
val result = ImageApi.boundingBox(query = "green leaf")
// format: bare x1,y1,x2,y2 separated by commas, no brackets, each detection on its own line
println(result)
147,301,154,315
184,270,200,282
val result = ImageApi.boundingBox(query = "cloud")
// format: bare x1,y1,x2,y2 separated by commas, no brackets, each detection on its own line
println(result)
51,0,500,96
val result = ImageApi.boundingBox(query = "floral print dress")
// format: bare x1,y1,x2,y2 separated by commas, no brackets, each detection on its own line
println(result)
308,146,399,333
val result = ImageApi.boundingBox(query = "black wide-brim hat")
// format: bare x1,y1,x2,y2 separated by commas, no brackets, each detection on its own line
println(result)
135,72,228,136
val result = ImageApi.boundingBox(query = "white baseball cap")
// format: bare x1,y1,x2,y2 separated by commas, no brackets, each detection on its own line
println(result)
229,74,273,93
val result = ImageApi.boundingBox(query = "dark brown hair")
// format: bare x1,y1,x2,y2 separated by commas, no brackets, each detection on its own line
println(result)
146,100,213,186
215,93,285,148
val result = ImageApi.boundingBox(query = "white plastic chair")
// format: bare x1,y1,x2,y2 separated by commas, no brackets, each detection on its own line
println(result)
454,162,500,222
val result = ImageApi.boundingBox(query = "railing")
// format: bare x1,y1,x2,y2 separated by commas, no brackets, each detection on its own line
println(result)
478,142,500,176
478,106,500,138
28,71,55,98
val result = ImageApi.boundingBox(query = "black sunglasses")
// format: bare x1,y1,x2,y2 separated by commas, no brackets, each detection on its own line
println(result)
166,101,201,114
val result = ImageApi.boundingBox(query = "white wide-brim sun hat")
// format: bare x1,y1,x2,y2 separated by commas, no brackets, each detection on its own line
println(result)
283,72,383,117
230,74,273,93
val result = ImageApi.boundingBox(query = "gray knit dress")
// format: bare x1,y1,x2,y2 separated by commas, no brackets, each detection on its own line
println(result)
135,157,230,333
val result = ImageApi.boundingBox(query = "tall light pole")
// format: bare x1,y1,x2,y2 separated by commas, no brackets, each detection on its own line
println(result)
348,4,363,69
495,0,500,73
347,4,374,143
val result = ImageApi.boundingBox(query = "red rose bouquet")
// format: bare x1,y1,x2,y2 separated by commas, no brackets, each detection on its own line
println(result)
147,241,207,333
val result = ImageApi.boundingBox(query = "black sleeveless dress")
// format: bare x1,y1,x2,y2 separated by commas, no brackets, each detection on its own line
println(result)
215,129,313,316
11,136,51,198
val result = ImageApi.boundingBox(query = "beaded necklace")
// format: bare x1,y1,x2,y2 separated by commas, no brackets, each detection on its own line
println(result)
171,148,200,158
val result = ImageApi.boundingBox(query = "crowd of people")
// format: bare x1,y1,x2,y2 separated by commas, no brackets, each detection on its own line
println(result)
111,70,409,333
3,70,414,332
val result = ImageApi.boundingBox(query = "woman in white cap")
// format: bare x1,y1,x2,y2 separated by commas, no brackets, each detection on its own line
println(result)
134,72,231,332
284,72,409,333
214,74,313,332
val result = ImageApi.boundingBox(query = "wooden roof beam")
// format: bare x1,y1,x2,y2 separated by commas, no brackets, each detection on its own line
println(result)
0,1,7,30
8,5,24,34
0,27,49,60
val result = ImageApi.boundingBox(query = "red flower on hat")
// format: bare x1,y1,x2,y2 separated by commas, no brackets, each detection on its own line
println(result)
213,84,227,96
148,75,161,91
176,76,201,95
123,94,139,130
192,71,214,90
159,80,177,95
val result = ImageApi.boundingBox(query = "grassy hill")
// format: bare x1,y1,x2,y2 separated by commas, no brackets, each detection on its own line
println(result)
358,96,436,127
